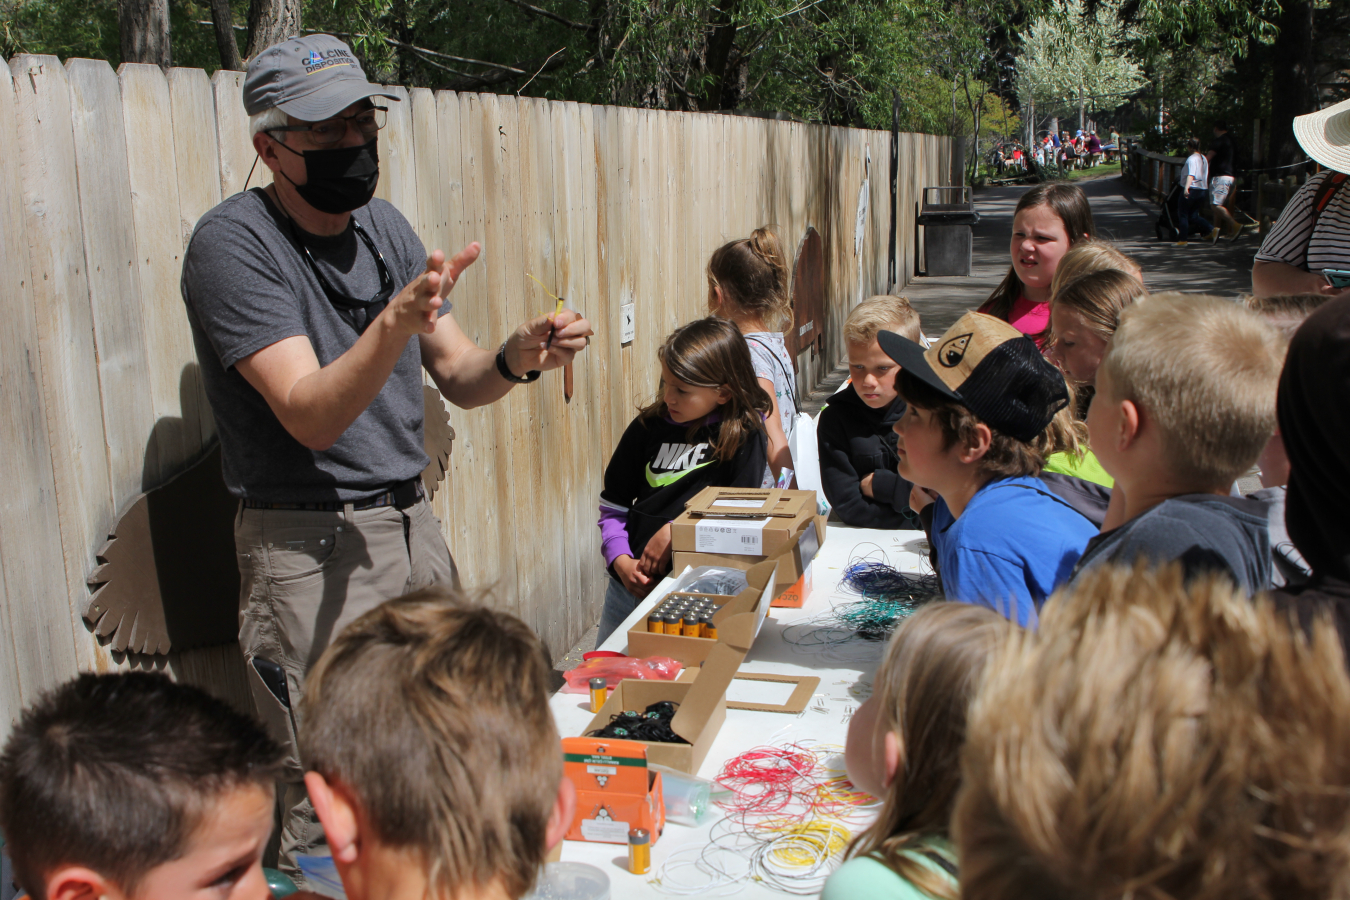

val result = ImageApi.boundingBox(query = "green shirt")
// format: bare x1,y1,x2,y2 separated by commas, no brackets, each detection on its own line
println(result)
1044,448,1114,488
821,837,957,900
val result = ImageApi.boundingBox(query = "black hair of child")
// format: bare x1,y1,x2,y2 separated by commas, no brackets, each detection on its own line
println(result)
0,671,284,898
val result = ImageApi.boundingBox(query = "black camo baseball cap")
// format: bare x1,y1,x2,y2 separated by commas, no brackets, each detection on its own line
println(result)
878,311,1068,442
243,34,400,121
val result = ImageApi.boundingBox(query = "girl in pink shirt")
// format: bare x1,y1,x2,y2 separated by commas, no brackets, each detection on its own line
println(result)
978,183,1096,346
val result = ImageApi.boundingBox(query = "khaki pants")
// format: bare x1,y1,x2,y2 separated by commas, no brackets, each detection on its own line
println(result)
234,496,457,881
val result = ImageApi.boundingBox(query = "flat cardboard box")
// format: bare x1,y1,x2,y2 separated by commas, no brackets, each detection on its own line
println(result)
586,610,755,773
625,560,777,665
562,736,665,844
670,488,825,597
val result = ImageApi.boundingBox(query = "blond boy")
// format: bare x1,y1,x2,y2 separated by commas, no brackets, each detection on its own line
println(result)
956,561,1350,900
1075,293,1284,593
298,589,576,900
0,672,284,900
881,312,1096,626
817,296,923,528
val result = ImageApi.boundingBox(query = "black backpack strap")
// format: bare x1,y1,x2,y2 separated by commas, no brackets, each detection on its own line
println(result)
744,336,800,415
921,849,959,878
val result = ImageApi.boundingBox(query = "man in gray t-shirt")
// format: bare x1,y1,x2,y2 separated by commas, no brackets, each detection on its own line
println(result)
181,34,591,879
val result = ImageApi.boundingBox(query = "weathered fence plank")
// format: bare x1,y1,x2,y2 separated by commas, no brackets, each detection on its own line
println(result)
168,67,224,449
211,69,269,198
120,63,204,480
9,55,111,680
65,59,157,507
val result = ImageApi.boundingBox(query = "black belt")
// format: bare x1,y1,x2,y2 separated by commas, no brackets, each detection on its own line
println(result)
243,478,423,512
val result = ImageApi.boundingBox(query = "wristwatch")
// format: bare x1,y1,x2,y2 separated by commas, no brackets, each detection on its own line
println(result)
496,340,541,384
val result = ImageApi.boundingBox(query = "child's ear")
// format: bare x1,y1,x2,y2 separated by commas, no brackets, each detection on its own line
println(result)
545,775,578,851
1118,399,1142,449
958,422,993,464
305,771,360,864
46,866,121,900
716,385,733,405
882,730,902,789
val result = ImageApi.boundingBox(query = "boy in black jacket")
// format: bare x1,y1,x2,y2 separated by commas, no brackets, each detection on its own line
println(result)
817,296,923,528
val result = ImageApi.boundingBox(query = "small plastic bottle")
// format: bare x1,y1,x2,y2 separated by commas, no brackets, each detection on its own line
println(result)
647,609,664,633
588,677,607,713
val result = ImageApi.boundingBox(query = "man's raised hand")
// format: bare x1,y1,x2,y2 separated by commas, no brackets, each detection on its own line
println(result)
503,307,595,377
386,243,481,337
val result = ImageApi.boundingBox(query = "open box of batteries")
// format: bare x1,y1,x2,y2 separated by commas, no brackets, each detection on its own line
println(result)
625,560,777,666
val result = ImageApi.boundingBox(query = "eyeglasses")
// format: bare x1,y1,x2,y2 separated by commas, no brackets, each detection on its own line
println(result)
286,216,395,334
268,106,388,146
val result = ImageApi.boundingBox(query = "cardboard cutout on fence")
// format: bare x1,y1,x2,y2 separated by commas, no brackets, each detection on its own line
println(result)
85,388,455,655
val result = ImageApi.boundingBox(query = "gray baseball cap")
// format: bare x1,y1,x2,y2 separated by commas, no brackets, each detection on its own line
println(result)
243,34,400,121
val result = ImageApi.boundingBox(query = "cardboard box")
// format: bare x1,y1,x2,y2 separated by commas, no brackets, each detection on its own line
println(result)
625,560,778,665
670,488,825,599
585,610,757,773
562,736,665,844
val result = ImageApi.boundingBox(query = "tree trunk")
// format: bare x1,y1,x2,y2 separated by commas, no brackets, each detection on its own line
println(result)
209,0,243,71
697,0,740,111
245,0,302,60
1078,81,1085,134
118,0,170,69
1267,0,1317,172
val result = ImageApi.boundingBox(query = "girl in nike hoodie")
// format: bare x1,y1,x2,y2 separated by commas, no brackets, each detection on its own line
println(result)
596,317,771,644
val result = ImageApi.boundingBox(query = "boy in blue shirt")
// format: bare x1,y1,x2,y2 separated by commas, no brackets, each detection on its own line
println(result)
880,312,1096,626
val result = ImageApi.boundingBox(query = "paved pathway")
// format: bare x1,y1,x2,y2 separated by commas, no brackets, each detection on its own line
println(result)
902,173,1262,336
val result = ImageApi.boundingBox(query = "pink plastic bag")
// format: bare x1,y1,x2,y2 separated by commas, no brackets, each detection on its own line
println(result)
561,656,683,693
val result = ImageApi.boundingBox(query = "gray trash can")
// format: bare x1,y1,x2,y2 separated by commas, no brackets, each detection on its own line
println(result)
917,187,979,276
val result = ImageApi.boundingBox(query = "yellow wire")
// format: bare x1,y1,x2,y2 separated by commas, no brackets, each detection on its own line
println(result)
527,272,565,317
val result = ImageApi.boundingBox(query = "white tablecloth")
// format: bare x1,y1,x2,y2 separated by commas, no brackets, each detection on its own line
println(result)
549,525,931,897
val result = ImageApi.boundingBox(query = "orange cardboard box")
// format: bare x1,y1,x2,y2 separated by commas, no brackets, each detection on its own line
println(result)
562,737,664,845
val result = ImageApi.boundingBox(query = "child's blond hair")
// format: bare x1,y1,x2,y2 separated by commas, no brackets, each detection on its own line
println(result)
845,295,922,345
1047,238,1142,298
300,589,561,900
1051,269,1147,343
1242,292,1330,339
1099,293,1282,489
955,560,1350,900
849,603,1011,900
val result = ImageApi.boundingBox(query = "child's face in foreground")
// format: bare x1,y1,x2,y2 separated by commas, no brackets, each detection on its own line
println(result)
130,783,274,900
847,339,901,409
892,401,958,490
1047,304,1108,385
1010,205,1073,296
660,362,729,424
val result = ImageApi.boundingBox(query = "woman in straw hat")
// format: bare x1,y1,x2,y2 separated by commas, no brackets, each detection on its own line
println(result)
1252,97,1350,297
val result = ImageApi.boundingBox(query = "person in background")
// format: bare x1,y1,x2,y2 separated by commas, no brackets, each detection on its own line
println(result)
1207,121,1241,239
817,296,923,529
707,227,796,486
825,603,1011,900
1179,137,1219,243
1252,98,1350,297
597,318,769,644
978,183,1096,344
955,561,1350,900
1085,131,1102,166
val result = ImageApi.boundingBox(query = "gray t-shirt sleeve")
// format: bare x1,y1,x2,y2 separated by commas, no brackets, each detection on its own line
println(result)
184,216,309,370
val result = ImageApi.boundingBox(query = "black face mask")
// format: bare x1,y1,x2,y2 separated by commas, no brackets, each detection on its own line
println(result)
277,139,380,214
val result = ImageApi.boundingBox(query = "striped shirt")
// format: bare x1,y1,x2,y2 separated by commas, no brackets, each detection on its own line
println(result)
1256,170,1350,272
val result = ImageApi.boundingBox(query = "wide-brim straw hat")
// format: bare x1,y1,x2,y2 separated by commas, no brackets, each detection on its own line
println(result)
1295,97,1350,173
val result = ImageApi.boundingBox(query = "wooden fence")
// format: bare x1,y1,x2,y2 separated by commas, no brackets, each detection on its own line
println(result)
0,54,948,727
